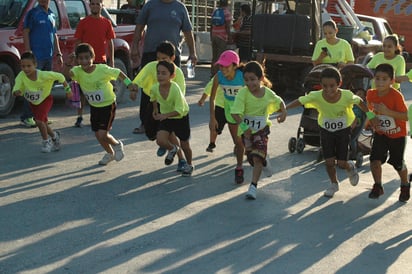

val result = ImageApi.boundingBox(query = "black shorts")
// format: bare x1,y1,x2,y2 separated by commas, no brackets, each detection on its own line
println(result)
320,127,350,160
370,133,406,170
158,114,191,141
90,103,116,132
215,106,227,134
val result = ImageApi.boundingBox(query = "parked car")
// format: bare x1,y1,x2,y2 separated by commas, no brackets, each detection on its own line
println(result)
0,0,138,116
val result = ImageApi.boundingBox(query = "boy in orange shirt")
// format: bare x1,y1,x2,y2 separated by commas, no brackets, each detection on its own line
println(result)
367,64,410,202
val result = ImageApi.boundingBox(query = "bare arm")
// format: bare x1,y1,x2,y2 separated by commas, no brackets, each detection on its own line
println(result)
54,34,63,66
23,28,31,51
108,39,114,67
286,99,303,110
183,30,197,65
131,24,144,63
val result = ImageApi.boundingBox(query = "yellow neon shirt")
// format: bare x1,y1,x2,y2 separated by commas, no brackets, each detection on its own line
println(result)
150,81,189,119
312,38,355,64
203,78,225,108
231,86,284,133
298,89,361,131
367,53,405,89
71,64,120,107
132,61,185,96
13,70,65,105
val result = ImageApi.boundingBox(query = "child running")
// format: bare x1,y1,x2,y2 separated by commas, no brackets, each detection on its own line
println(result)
69,43,134,165
231,61,286,199
286,66,373,198
130,41,187,172
12,51,72,153
366,63,410,202
151,61,193,176
367,35,405,90
198,78,226,152
209,50,246,184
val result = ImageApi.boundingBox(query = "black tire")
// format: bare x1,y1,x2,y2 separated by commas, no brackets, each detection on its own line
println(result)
0,63,16,117
288,137,297,153
296,138,305,153
114,58,128,103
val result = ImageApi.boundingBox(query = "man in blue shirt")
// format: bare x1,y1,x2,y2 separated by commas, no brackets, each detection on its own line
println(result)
21,0,62,127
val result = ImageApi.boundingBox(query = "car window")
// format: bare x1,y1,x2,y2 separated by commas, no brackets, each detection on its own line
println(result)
0,0,29,27
66,0,87,29
49,0,60,29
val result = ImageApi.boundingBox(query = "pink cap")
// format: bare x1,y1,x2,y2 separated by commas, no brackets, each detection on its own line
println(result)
215,50,240,67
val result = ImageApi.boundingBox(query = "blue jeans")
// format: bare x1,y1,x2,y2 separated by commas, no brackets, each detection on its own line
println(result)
20,58,52,120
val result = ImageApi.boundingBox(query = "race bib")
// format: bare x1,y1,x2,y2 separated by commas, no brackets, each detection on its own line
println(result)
377,115,396,131
85,90,104,103
322,117,346,132
244,115,266,131
24,91,42,103
223,87,239,99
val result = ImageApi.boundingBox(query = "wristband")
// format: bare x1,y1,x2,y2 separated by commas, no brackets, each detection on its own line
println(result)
366,111,376,120
123,78,132,87
239,122,249,132
56,53,62,57
64,85,71,94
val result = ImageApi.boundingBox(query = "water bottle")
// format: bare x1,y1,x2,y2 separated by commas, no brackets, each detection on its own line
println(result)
187,60,195,79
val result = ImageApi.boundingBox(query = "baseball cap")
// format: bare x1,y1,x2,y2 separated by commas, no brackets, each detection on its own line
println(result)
215,50,240,67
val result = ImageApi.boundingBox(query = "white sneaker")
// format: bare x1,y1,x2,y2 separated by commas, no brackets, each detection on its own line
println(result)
347,160,359,186
263,154,273,177
324,183,339,197
41,138,53,153
52,131,61,151
113,140,124,161
246,184,257,200
99,153,114,165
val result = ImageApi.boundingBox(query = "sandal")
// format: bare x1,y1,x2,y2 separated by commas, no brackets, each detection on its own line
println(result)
133,126,145,134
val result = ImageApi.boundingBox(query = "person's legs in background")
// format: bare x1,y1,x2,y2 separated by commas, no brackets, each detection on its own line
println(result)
133,52,157,134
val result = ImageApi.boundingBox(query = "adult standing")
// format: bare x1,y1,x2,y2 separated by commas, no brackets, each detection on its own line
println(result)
22,0,63,127
234,4,252,62
72,0,115,127
210,0,232,76
130,0,197,134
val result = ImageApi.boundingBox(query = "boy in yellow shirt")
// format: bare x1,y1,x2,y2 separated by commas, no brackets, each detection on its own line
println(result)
69,43,135,165
13,51,72,153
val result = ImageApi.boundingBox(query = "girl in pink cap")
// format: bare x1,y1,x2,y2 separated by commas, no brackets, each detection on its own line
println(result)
209,50,246,184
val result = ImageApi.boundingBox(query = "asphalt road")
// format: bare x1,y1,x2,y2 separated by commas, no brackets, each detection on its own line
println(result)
1,66,412,274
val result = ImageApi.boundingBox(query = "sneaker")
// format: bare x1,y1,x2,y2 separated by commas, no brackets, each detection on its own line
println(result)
176,159,187,172
246,184,257,200
324,183,339,198
165,145,179,165
98,153,115,165
157,147,167,157
113,140,124,161
368,183,384,199
346,161,359,186
41,138,53,153
263,154,273,177
399,184,410,202
21,117,36,128
181,164,194,177
235,167,244,184
206,143,216,152
74,116,83,127
52,131,61,151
